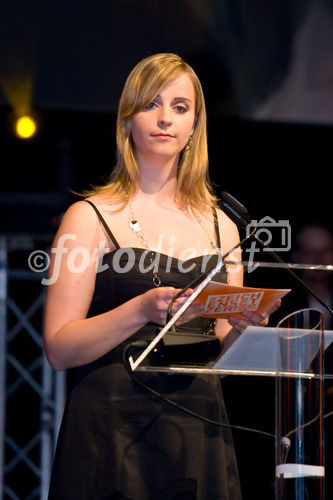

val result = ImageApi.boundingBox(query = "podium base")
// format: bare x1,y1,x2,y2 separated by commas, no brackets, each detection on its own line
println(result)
276,464,325,478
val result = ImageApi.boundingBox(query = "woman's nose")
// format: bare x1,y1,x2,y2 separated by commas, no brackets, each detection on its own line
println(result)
157,105,172,127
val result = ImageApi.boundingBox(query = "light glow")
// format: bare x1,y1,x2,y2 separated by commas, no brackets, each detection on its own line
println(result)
15,115,37,139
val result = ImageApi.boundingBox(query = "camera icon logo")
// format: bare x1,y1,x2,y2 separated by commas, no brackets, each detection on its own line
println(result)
246,216,291,252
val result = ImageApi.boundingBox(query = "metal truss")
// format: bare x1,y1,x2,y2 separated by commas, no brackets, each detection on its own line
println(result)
0,236,65,500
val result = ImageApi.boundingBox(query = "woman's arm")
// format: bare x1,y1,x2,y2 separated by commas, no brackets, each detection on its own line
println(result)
43,201,205,371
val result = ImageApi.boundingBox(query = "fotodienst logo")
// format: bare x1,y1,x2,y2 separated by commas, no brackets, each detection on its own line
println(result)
27,218,292,282
246,216,291,252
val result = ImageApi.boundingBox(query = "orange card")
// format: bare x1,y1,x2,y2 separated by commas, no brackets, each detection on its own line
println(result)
194,281,290,319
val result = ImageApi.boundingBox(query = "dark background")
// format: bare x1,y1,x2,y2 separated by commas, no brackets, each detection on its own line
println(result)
1,1,333,499
1,0,333,235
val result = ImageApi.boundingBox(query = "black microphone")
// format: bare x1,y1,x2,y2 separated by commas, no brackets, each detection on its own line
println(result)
220,191,251,227
220,191,333,318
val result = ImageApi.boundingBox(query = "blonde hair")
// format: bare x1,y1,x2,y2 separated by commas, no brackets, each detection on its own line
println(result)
84,53,217,213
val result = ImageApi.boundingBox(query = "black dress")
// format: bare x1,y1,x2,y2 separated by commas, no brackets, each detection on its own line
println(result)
48,202,242,500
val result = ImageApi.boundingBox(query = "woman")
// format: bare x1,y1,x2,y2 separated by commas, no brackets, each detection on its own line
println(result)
44,53,276,499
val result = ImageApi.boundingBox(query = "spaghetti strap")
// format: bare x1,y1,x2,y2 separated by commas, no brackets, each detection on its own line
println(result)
84,200,120,250
212,208,221,249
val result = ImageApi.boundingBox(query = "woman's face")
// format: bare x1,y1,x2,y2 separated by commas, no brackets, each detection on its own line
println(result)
130,73,196,165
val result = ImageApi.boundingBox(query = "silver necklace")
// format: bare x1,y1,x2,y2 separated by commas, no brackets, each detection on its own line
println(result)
128,202,161,287
128,202,219,287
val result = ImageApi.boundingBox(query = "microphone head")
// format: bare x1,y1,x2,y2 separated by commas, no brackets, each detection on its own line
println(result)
220,192,251,227
221,191,249,216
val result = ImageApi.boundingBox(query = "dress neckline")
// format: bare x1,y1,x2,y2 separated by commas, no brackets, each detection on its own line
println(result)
102,246,221,265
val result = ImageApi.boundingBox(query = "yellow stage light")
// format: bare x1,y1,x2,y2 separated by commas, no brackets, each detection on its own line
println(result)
14,115,37,139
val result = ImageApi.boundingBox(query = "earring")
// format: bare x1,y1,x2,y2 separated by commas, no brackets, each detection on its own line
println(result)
185,136,193,152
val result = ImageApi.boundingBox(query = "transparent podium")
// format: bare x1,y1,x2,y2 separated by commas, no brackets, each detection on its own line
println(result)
128,261,333,500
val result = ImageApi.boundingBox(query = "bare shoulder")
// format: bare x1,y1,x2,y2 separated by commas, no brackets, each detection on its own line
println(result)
216,207,239,236
55,195,124,251
51,198,108,251
58,199,100,233
60,195,121,229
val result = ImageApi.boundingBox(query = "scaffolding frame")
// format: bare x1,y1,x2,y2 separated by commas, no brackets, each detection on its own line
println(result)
0,235,65,500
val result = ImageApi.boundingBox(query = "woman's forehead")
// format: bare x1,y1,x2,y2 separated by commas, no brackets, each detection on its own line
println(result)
155,73,195,100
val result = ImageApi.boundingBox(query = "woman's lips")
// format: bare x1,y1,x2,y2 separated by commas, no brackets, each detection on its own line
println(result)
151,133,174,138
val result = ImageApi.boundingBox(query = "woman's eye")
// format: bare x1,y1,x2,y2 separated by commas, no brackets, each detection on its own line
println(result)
144,102,157,110
174,105,187,113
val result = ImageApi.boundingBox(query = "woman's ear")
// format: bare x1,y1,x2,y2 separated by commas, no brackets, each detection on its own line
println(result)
193,114,198,129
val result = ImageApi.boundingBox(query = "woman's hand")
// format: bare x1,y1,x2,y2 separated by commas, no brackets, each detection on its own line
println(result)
227,299,282,334
141,287,205,326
